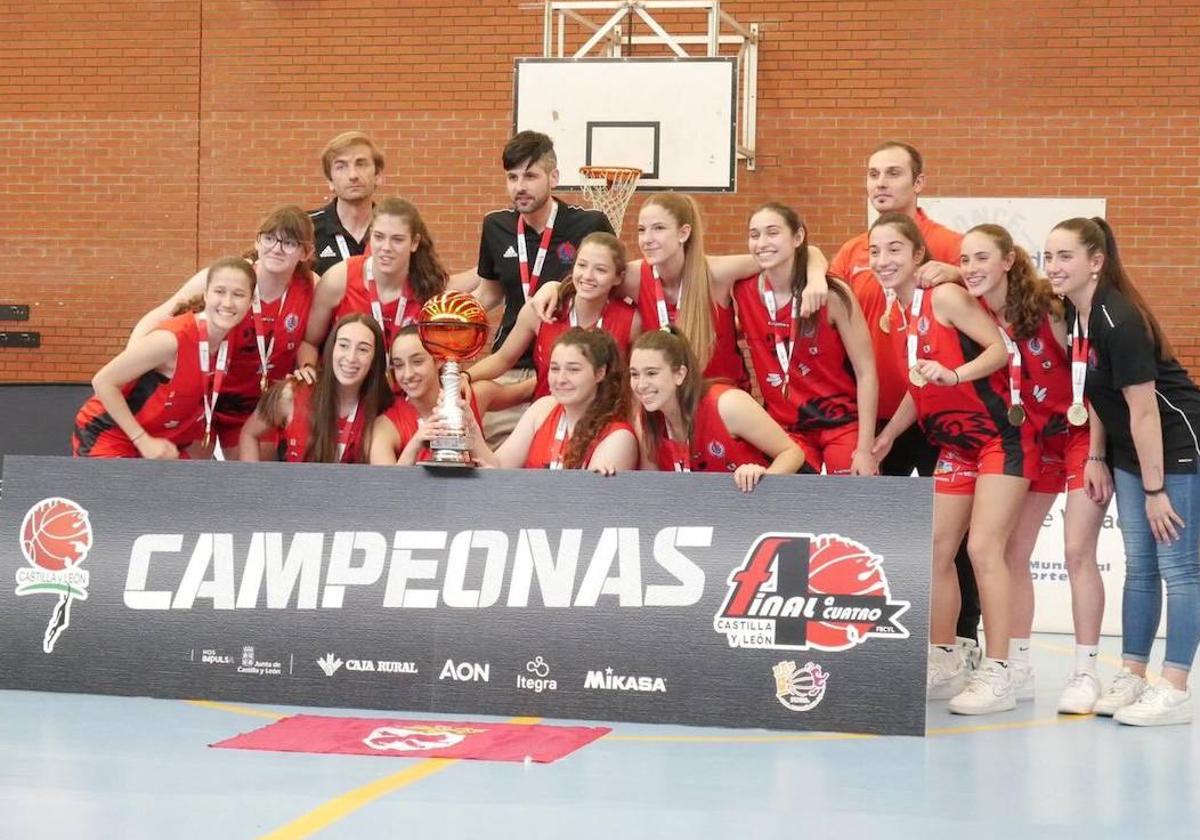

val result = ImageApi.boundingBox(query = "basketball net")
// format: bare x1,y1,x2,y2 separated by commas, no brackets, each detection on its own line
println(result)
578,166,642,234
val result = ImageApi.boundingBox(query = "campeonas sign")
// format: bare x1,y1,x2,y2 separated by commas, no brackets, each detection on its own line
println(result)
14,497,93,653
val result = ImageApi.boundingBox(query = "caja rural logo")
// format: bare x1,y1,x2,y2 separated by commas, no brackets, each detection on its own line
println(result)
713,533,909,652
14,497,93,653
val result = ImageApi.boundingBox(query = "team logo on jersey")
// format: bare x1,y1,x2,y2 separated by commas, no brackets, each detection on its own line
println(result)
556,242,577,263
1026,337,1044,356
799,320,817,339
708,441,726,459
503,246,519,259
1033,384,1048,403
284,313,301,333
917,316,930,336
713,533,909,653
319,245,337,258
773,660,829,711
14,497,93,653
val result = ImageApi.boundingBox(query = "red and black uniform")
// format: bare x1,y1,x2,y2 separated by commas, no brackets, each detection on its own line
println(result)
654,383,770,473
333,255,424,349
213,268,315,447
524,402,635,469
636,262,749,389
1005,314,1088,494
73,314,208,457
378,392,484,463
888,291,1029,494
281,382,367,463
531,298,637,400
732,275,860,473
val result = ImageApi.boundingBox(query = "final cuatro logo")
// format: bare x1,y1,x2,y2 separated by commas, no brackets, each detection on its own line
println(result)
713,532,909,652
14,497,93,653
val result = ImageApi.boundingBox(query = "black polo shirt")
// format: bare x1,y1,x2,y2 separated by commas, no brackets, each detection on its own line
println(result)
309,199,369,276
477,198,613,367
1068,283,1200,475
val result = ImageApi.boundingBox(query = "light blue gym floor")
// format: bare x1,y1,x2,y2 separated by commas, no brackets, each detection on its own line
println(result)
2,634,1197,840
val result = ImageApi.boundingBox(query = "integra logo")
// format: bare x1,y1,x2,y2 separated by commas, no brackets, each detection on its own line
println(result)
584,667,666,693
714,533,909,652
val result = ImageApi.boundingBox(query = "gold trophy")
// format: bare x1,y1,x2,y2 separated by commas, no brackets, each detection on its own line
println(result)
417,291,489,467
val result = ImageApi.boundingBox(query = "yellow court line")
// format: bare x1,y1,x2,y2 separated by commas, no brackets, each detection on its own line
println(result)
1031,638,1124,668
186,699,287,721
927,712,1094,737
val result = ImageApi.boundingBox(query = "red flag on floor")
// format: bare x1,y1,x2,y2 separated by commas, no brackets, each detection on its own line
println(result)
211,714,610,763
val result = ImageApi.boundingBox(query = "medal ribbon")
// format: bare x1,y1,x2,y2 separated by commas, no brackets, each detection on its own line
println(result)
1069,317,1089,411
335,400,361,463
335,234,351,261
758,273,797,390
905,288,925,374
998,327,1023,409
197,315,229,459
547,410,569,470
517,201,559,300
650,265,675,331
568,300,606,330
364,258,410,335
664,423,691,473
251,285,288,390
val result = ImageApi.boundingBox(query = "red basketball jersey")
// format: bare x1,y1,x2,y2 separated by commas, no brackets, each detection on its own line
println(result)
524,402,635,469
532,297,636,399
732,275,858,432
282,382,368,463
333,255,424,348
654,383,770,473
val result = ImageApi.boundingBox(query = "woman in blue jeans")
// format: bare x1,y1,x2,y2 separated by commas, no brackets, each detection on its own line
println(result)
1047,217,1200,726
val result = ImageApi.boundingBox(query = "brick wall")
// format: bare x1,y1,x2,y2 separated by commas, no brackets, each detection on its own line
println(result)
2,0,1198,381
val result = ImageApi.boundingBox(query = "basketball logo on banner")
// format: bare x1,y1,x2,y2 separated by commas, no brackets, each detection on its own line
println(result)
13,497,93,653
714,533,909,652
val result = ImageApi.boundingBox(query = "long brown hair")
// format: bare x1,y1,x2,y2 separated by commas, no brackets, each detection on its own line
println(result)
1052,217,1173,360
171,256,257,316
246,204,316,282
557,231,628,318
752,202,853,337
965,224,1060,339
640,193,716,369
552,328,629,469
372,197,448,302
306,313,393,463
630,327,704,467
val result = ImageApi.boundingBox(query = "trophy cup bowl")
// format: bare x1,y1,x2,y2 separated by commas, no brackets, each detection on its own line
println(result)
416,292,490,467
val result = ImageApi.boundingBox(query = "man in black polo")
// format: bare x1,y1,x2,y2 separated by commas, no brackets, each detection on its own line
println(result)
309,131,385,276
453,130,613,441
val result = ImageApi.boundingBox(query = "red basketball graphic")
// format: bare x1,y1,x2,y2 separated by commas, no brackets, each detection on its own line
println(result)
804,535,887,651
20,497,93,572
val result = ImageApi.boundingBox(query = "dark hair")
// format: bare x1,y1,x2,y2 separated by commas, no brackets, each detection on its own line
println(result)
171,256,256,316
871,140,924,179
964,224,1060,340
1052,217,1172,360
370,197,448,302
306,314,393,463
630,327,704,467
869,211,930,264
321,131,385,179
751,202,853,338
556,232,627,318
552,328,628,469
502,130,557,172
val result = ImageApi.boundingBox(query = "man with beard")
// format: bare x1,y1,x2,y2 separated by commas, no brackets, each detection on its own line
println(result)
453,131,613,442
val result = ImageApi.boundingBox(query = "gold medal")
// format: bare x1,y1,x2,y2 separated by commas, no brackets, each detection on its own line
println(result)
203,431,212,449
1067,402,1088,426
879,313,891,334
1007,404,1026,426
260,374,269,392
909,367,927,387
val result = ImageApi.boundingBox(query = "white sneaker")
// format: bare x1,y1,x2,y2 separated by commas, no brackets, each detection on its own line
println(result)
948,660,1017,715
1010,662,1035,702
957,637,981,672
1093,668,1149,717
1057,671,1102,715
1113,684,1192,727
928,645,966,701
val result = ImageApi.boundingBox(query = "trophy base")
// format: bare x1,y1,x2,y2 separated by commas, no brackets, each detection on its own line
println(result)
421,448,476,470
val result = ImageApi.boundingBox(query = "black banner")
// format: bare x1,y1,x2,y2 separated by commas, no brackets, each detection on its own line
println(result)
0,457,932,736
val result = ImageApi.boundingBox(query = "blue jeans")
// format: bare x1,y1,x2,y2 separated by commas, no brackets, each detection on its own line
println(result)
1113,468,1200,672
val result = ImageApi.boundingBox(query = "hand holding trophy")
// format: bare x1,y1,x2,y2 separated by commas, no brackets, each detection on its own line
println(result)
416,292,489,467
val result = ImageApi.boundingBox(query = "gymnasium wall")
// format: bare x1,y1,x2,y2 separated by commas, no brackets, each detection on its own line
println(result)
2,0,1198,382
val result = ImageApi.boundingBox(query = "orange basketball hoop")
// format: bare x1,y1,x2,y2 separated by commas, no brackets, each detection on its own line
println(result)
578,166,642,234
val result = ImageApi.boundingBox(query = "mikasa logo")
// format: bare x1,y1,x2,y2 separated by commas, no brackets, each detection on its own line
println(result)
584,667,666,693
120,527,710,610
